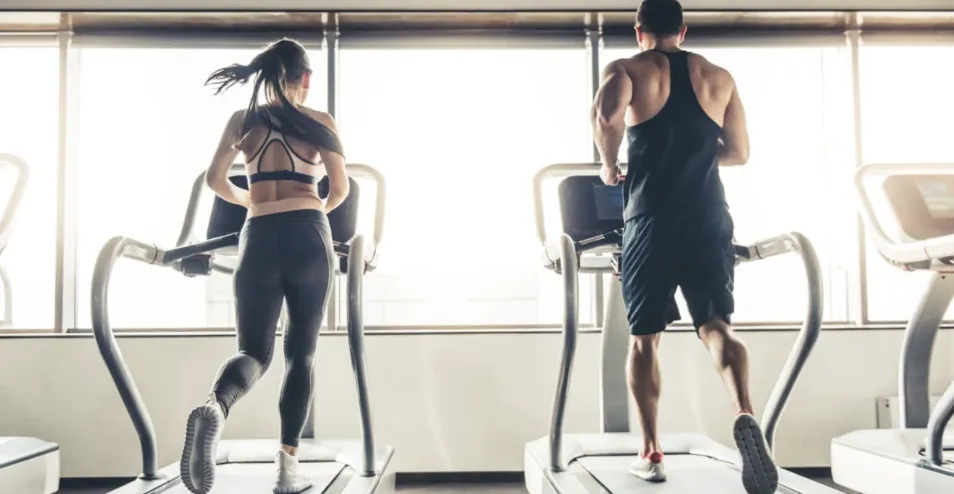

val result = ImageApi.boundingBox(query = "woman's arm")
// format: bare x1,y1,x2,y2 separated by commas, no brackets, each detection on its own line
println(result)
205,110,251,208
308,109,349,213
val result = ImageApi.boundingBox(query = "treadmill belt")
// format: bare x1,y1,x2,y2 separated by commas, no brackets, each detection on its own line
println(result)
578,455,801,493
163,462,345,493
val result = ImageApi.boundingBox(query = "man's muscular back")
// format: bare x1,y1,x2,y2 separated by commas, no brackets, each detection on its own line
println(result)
615,51,733,128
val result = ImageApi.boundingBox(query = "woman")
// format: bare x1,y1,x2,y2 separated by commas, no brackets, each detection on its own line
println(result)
178,38,349,494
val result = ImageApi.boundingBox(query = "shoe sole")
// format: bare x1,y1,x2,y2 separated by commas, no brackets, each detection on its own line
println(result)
180,405,222,494
274,479,314,494
733,414,779,494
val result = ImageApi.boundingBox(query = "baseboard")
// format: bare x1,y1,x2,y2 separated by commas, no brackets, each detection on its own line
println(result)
396,471,525,485
59,477,133,489
789,467,833,479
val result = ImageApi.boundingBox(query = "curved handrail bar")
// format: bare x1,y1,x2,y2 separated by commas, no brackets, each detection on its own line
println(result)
91,234,249,480
855,163,954,265
737,232,824,451
548,234,579,472
925,380,954,465
0,266,12,325
0,153,31,254
346,235,377,476
161,233,240,265
347,164,387,269
91,236,164,480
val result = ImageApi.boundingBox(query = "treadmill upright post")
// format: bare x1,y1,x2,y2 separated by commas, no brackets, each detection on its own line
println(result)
91,236,164,480
549,234,579,472
926,380,954,465
898,272,954,429
347,234,377,477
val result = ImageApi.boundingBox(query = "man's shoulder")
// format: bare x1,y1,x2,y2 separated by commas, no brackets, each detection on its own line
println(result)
687,53,734,84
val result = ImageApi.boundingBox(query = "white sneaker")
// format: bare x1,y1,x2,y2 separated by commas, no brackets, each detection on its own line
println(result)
274,450,314,494
732,413,779,494
629,451,667,482
180,398,225,494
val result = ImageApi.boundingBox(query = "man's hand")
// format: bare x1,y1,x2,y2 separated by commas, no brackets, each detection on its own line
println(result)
601,163,624,185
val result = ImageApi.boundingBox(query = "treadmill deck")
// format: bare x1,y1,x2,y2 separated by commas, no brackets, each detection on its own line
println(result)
161,463,344,493
831,429,954,494
525,433,842,494
579,455,803,493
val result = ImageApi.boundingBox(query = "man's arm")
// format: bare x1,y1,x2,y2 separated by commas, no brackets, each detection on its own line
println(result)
308,109,349,213
205,110,251,207
591,60,633,171
718,76,749,167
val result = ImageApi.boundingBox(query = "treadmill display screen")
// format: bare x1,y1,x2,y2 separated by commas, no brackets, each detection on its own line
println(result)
592,183,624,221
915,179,954,219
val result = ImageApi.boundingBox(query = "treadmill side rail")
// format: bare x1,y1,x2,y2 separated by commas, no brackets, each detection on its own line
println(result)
548,234,579,472
741,232,825,451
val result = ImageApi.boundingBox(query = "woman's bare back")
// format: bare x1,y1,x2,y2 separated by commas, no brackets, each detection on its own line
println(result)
234,108,331,217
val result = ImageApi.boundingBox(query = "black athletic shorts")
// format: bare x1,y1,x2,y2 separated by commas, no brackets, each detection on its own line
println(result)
620,207,736,335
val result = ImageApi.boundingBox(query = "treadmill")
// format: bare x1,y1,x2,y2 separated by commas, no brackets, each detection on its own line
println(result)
0,153,60,494
831,162,954,494
524,163,839,493
90,164,393,493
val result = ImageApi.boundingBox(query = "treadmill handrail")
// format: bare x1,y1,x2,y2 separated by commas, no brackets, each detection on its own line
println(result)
738,232,824,451
855,162,954,265
0,153,30,254
925,380,954,465
91,236,165,479
177,163,387,268
346,235,378,476
548,234,579,471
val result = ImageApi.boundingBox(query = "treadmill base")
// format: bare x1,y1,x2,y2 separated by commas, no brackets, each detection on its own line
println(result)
525,433,841,494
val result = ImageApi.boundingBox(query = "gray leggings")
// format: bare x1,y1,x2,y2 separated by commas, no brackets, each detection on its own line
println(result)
209,208,335,447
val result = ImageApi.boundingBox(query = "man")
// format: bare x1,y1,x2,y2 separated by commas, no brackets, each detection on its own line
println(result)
590,1,778,494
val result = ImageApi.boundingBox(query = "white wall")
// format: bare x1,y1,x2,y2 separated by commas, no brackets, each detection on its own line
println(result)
0,329,950,478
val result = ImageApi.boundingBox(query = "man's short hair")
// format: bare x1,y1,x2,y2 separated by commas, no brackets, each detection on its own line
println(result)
636,0,684,37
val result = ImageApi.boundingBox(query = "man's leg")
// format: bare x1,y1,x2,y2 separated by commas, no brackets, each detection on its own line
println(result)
681,212,778,494
619,216,678,482
628,333,663,456
697,319,753,415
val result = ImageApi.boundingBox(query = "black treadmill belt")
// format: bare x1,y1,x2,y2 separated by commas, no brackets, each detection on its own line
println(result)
578,455,801,493
161,462,345,493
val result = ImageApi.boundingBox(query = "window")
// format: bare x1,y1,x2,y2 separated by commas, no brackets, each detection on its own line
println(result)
0,45,59,330
600,45,855,323
860,45,954,322
74,45,326,329
337,46,595,328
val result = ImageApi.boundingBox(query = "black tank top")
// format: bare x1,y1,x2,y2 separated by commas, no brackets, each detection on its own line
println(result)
622,50,726,222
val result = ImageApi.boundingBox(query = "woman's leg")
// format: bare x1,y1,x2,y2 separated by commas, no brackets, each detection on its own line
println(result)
273,219,335,494
180,227,285,494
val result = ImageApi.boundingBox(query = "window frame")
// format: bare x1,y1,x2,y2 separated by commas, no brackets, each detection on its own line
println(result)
3,24,951,334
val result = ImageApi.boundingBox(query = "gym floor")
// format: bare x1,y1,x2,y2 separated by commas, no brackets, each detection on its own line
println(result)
57,477,857,493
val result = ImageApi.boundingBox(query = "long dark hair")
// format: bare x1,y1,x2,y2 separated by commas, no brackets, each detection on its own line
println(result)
205,38,344,157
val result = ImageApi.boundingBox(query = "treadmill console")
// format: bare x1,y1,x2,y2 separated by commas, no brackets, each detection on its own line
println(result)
557,176,624,243
883,175,954,241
